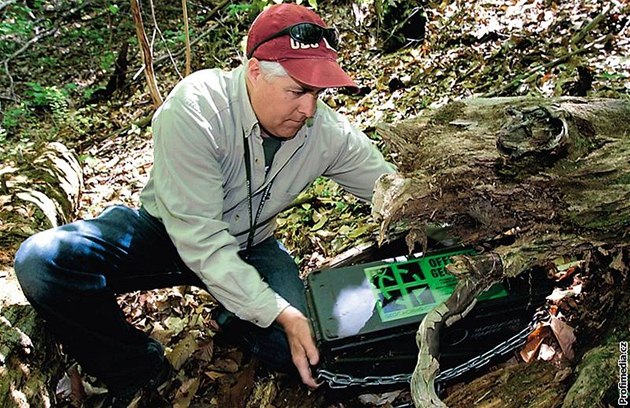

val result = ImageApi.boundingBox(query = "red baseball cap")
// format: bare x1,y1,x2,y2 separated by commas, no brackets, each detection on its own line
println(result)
246,3,358,90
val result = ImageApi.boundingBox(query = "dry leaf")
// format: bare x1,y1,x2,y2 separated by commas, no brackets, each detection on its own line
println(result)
549,315,576,360
194,339,214,363
205,371,227,380
168,332,199,370
520,325,552,363
164,316,187,336
173,377,201,408
210,357,240,373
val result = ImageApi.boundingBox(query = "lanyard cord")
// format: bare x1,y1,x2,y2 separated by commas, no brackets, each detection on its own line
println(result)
243,133,273,253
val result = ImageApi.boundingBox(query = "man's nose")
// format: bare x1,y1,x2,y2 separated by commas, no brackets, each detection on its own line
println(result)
297,94,318,117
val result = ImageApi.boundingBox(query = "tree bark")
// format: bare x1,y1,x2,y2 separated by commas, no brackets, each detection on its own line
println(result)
130,0,163,108
371,97,630,407
443,360,566,408
1,141,82,406
0,305,63,408
1,141,82,238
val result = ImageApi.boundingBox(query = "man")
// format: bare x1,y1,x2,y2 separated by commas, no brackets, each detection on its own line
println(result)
14,3,395,406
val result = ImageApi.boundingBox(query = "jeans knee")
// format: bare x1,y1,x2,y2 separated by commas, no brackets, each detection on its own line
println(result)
14,230,61,300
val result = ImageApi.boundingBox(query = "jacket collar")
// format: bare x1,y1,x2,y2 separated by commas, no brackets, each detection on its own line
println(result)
233,65,259,139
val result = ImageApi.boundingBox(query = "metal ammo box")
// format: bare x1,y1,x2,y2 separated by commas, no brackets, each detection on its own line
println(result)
305,246,552,384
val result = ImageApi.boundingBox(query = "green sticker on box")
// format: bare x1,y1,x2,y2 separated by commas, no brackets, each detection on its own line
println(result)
364,249,508,322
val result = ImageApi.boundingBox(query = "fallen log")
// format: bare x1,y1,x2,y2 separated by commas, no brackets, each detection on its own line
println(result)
0,305,63,408
0,141,83,407
0,141,82,240
371,97,630,407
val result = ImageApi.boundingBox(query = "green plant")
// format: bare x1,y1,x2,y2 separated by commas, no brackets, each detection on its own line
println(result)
297,0,318,9
227,0,318,16
1,103,30,132
24,82,68,113
107,4,120,14
99,51,117,71
0,5,35,55
226,3,259,16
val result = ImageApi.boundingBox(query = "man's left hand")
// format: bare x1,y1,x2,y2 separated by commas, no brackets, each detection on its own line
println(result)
276,305,321,388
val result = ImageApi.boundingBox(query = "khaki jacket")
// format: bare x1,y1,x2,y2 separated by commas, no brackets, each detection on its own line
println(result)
140,65,395,327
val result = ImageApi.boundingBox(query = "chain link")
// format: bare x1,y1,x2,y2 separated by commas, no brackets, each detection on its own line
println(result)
317,308,550,389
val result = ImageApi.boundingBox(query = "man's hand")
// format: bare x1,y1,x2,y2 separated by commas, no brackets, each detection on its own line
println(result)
276,306,320,388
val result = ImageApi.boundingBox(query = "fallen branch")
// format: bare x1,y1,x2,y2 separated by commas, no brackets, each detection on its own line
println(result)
569,5,610,47
1,26,59,66
2,0,99,66
200,0,231,24
482,34,611,97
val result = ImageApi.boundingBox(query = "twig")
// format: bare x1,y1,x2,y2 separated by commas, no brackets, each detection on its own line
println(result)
182,0,191,76
131,0,227,81
159,22,218,64
3,60,16,101
482,34,611,97
147,0,182,80
130,0,163,108
133,20,219,81
1,26,59,65
570,6,609,47
201,0,231,24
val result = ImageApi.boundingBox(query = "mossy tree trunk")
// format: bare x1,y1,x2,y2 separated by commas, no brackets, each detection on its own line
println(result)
0,141,83,407
371,97,630,407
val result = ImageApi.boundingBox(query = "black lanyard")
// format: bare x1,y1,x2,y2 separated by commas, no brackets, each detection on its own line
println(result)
243,133,274,253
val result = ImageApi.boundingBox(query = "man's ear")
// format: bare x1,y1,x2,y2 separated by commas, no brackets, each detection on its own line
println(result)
247,58,262,83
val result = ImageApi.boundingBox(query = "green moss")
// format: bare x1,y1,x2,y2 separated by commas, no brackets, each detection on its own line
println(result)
429,101,466,125
563,343,618,408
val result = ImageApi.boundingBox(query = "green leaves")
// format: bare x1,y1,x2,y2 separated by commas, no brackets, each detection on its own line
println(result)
276,177,377,269
107,4,120,15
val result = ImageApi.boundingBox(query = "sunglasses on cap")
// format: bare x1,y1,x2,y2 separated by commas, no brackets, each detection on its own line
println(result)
247,22,339,58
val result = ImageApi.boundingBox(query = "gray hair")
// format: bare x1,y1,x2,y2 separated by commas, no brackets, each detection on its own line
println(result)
257,60,289,81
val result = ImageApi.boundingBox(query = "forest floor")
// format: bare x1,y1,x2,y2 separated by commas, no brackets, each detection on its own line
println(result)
1,0,629,407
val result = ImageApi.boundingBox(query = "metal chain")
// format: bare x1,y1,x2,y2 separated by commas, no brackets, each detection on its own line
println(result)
316,308,549,389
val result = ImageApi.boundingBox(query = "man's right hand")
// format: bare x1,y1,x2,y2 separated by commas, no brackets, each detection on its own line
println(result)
275,306,321,388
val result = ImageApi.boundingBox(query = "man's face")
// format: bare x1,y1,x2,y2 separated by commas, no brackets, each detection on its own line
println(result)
247,59,323,138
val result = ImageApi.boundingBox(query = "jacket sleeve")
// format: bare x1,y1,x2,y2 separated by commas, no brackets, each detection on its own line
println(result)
149,95,289,327
321,106,396,201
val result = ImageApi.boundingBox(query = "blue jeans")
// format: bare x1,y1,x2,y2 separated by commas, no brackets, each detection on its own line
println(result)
14,205,306,392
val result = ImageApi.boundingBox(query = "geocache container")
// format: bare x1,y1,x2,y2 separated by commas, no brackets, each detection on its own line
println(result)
305,246,553,382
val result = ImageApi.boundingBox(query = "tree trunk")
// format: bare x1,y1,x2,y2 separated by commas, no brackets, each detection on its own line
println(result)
0,305,63,408
1,141,82,240
0,141,82,407
443,360,567,408
373,97,630,252
371,97,630,407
